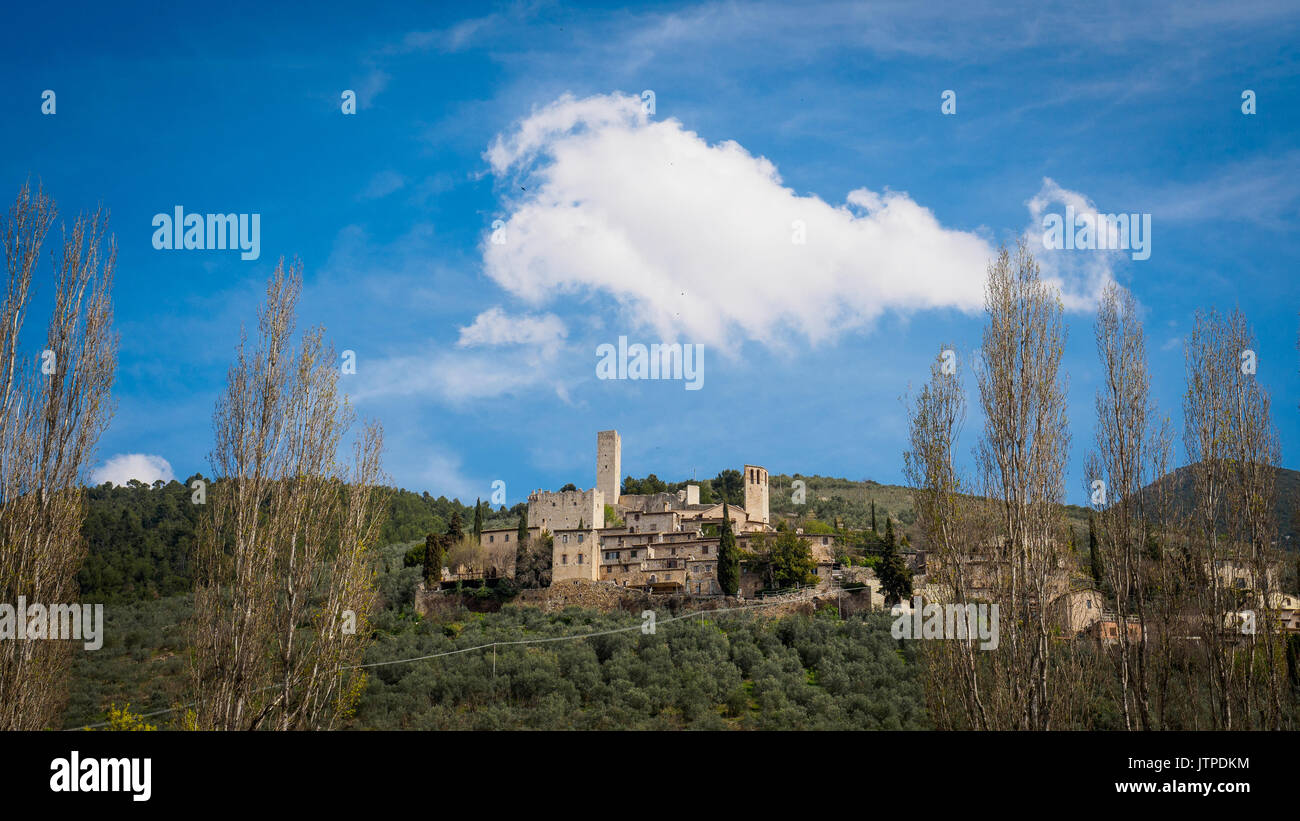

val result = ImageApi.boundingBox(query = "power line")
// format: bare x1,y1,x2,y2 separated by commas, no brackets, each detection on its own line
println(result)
65,591,842,730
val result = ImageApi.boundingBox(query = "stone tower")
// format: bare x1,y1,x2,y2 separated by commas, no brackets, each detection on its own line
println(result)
597,430,621,507
743,464,769,525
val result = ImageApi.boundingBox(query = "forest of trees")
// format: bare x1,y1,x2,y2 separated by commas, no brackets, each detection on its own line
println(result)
358,605,926,730
621,468,745,506
75,477,525,605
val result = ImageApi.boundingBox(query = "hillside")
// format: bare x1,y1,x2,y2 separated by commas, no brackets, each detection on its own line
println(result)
1140,464,1300,550
765,473,1095,550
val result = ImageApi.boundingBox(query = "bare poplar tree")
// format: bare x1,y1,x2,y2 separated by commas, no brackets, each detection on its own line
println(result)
0,182,117,730
973,241,1073,730
1084,281,1170,729
1183,308,1282,729
905,344,992,729
188,259,388,730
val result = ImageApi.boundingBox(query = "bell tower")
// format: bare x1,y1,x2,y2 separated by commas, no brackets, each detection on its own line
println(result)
743,464,769,525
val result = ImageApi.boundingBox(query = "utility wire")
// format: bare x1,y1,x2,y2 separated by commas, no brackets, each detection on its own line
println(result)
66,590,843,730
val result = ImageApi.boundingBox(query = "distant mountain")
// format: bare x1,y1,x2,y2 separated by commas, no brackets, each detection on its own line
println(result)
1140,464,1300,552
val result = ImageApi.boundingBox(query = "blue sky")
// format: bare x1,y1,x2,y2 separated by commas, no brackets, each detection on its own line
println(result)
2,0,1297,506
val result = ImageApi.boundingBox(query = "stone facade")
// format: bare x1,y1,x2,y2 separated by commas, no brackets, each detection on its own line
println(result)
743,464,770,526
533,429,778,593
553,527,600,582
527,487,605,534
597,429,621,507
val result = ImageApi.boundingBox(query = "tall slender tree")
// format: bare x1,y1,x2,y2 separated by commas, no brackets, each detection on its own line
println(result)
1084,281,1169,730
423,532,443,586
716,502,739,596
905,343,987,728
188,260,388,731
0,183,118,731
974,241,1075,731
1087,514,1103,589
875,526,912,606
1183,307,1283,729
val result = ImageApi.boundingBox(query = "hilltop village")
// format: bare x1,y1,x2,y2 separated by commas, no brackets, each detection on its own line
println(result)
461,430,1300,645
477,430,842,597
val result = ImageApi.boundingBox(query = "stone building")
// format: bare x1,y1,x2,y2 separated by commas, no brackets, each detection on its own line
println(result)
530,430,778,593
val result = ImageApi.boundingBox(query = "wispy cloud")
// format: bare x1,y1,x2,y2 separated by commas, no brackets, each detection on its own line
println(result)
360,170,407,200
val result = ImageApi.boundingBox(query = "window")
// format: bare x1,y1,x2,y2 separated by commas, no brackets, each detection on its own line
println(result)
578,554,583,564
489,534,494,543
577,534,584,543
631,550,638,558
505,534,510,542
562,534,568,543
562,554,568,565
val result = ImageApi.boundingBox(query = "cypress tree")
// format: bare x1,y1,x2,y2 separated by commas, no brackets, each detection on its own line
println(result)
473,498,483,544
514,515,533,587
448,509,464,542
871,500,877,533
423,532,444,587
1088,513,1103,588
876,523,912,606
717,502,740,596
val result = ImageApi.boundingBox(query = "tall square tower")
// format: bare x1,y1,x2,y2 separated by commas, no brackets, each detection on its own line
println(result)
743,464,769,525
597,429,621,507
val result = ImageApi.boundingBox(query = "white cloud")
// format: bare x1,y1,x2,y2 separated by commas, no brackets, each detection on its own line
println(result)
92,454,176,487
457,307,567,349
1024,177,1129,311
482,92,1008,353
